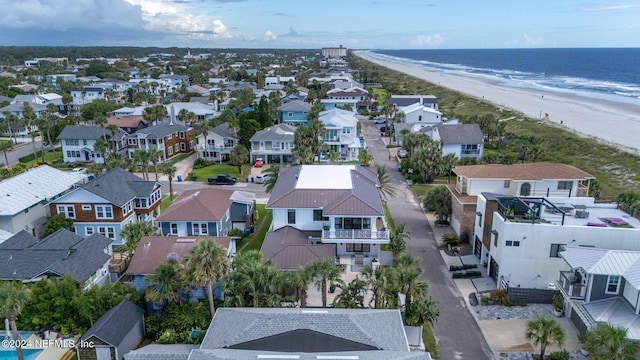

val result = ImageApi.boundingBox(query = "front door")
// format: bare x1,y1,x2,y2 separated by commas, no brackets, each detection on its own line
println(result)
489,257,499,282
474,236,482,259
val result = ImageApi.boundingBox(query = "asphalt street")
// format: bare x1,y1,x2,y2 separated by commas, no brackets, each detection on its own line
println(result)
360,119,494,359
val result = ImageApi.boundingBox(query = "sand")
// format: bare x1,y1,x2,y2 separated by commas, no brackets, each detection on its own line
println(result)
354,51,640,153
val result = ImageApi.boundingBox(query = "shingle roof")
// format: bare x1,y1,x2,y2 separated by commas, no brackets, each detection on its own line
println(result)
134,123,190,139
125,236,231,275
80,168,158,207
0,165,85,216
250,124,296,142
125,344,196,360
435,123,484,144
277,100,311,112
156,189,234,222
388,95,438,107
453,162,595,180
189,349,431,360
80,300,144,346
210,122,237,140
0,230,37,249
267,165,383,217
200,308,410,352
107,115,148,128
57,125,109,140
261,226,333,270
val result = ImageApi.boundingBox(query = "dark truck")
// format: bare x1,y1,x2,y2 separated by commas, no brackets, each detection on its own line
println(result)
207,174,237,185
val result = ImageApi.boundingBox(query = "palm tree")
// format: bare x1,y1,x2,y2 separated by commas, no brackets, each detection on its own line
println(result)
93,113,108,141
119,221,155,259
404,296,439,327
147,148,163,181
0,140,14,167
309,258,342,308
184,240,230,317
438,153,458,183
332,277,366,308
580,323,639,360
2,111,19,144
361,264,391,309
145,262,186,305
161,164,177,200
132,149,150,180
0,282,30,360
389,223,409,258
290,266,313,308
375,164,396,200
525,315,565,360
142,104,168,125
263,164,280,193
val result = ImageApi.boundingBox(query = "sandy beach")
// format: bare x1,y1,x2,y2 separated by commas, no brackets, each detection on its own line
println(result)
354,51,640,153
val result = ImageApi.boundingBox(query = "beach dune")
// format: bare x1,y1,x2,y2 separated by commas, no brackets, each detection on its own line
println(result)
355,51,640,153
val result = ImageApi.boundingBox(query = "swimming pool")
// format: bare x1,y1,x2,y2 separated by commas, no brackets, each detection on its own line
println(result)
0,349,42,360
0,332,34,341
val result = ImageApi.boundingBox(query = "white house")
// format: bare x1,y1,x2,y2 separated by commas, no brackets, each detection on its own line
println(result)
266,165,392,269
388,95,439,111
402,102,443,124
250,124,296,164
318,108,362,161
57,125,128,164
421,123,484,160
197,123,239,162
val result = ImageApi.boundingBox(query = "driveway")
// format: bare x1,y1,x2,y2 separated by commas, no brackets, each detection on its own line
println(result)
360,118,494,359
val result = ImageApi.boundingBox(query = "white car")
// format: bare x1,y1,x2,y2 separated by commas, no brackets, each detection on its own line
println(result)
255,173,270,184
71,167,87,174
374,118,386,124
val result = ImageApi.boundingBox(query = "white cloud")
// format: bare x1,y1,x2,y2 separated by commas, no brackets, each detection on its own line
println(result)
409,34,444,48
584,3,640,11
522,33,543,46
264,30,277,40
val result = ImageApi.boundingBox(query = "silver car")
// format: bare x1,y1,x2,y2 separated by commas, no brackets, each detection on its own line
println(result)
255,173,269,184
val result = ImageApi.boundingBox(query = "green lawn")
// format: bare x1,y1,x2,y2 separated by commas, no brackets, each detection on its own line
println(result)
423,325,439,359
21,148,65,169
159,194,173,213
383,204,396,232
238,204,271,252
190,164,249,182
372,87,388,105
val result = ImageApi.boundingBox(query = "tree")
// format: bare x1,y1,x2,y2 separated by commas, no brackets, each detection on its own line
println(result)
289,266,313,308
229,145,249,175
0,140,13,167
146,263,186,306
177,109,196,125
403,296,439,327
358,149,373,167
580,323,639,360
393,253,428,307
525,315,565,360
22,105,39,162
132,149,151,180
44,214,74,236
389,223,409,258
423,186,452,225
237,118,260,149
438,153,458,183
0,282,30,360
412,138,442,183
80,99,119,123
142,104,168,125
223,250,283,308
147,148,164,181
184,240,230,317
162,164,177,200
309,259,342,308
375,164,396,200
361,264,391,309
263,163,280,193
119,221,155,259
1,111,19,144
332,277,366,308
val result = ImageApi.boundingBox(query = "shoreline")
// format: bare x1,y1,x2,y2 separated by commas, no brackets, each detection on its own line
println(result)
354,51,640,153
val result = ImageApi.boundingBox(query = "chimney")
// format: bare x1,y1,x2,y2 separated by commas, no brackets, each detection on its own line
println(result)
169,105,175,126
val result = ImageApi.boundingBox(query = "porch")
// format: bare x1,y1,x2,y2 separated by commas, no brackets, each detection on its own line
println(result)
557,271,586,300
338,251,393,272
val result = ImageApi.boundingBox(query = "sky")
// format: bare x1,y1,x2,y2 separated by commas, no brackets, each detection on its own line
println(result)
0,0,639,49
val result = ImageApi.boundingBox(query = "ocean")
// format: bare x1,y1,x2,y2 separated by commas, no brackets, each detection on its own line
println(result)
371,48,640,105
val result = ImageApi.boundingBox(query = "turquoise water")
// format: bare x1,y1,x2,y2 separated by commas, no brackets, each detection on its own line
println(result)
0,349,42,360
0,332,34,341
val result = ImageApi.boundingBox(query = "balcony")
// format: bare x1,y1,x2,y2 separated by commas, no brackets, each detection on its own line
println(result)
322,229,389,241
557,271,586,300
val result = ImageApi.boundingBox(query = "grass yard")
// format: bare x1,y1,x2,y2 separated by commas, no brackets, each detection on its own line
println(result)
372,87,388,105
383,204,396,232
158,194,174,214
21,148,65,169
423,325,439,359
237,204,271,252
190,164,249,182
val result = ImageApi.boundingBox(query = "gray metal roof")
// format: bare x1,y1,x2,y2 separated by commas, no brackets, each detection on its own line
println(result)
435,123,484,145
80,300,145,346
561,247,640,289
584,298,640,340
57,125,109,140
189,349,431,360
80,168,158,207
388,95,438,107
134,123,190,139
201,308,409,351
250,124,296,142
278,100,311,112
0,165,85,216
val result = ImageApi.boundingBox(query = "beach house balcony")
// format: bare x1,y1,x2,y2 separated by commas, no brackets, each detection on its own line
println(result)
557,271,586,300
320,216,390,243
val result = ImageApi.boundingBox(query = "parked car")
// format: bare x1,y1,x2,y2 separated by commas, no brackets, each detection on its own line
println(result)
397,149,408,158
379,126,386,134
71,167,87,174
254,158,264,167
208,174,237,185
374,118,386,124
255,173,270,184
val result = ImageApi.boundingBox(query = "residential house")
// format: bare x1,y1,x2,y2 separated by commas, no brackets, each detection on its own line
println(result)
107,115,149,134
164,102,216,122
250,123,296,164
127,123,195,162
77,300,145,360
326,86,370,112
267,165,391,270
261,226,334,271
70,86,105,105
318,108,361,161
186,85,213,96
46,74,76,86
156,188,255,237
450,162,595,240
49,168,162,248
0,165,87,238
265,75,296,86
125,236,234,291
197,122,238,162
0,102,45,136
58,125,128,164
558,247,640,340
0,229,112,289
320,98,358,112
421,123,484,160
388,95,439,111
158,74,189,90
277,100,311,126
401,102,443,124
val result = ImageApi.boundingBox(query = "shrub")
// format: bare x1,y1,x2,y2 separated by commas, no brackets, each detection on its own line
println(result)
18,153,36,163
490,289,511,305
480,295,490,305
442,233,459,246
228,228,244,237
193,158,212,169
187,172,197,181
548,350,570,360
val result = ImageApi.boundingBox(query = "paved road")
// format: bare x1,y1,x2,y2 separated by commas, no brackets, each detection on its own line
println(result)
1,138,53,167
360,119,494,359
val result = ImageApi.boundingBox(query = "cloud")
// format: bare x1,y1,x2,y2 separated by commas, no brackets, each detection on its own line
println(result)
409,34,444,47
264,30,277,40
287,26,299,37
583,3,640,11
522,33,543,46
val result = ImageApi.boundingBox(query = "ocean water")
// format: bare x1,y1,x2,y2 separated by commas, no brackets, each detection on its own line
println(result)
371,48,640,105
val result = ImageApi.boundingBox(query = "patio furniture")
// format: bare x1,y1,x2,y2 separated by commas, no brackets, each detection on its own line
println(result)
575,210,589,219
587,222,607,227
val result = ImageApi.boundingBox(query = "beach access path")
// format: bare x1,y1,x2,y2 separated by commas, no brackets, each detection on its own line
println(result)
355,51,640,153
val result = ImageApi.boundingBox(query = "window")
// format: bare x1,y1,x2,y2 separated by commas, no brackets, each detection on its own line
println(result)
558,181,572,190
506,240,513,246
128,138,137,145
180,143,186,151
168,147,173,156
288,112,293,117
272,141,280,149
346,243,371,253
504,180,511,188
550,243,566,258
192,223,208,235
418,115,422,121
96,205,113,219
179,132,185,139
313,210,329,221
513,241,520,247
82,205,91,211
57,205,75,219
167,134,172,140
207,139,215,147
85,227,94,236
83,139,87,145
65,139,79,146
606,275,620,294
287,209,296,224
170,223,178,235
175,144,179,152
98,226,115,239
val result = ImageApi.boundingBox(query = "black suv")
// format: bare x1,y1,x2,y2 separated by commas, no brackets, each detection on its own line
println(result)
208,174,237,185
